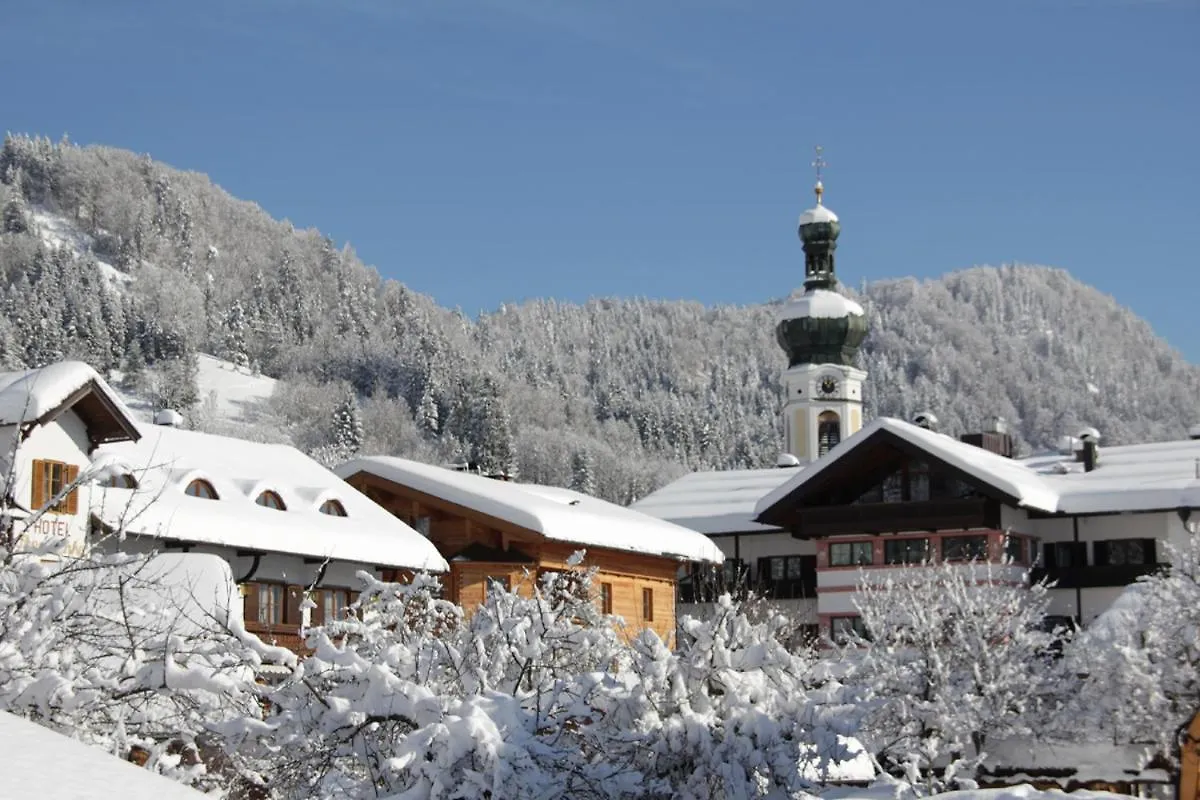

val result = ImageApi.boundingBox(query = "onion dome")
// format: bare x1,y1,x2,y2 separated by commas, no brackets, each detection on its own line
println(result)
775,167,868,368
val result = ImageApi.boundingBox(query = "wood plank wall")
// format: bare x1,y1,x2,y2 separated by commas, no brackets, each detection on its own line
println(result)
348,472,682,641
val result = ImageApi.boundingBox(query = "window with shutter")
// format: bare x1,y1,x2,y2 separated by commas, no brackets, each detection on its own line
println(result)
31,460,79,514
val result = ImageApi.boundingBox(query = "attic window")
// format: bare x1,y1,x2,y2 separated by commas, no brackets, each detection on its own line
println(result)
319,499,347,517
185,479,219,500
108,473,138,490
256,490,286,511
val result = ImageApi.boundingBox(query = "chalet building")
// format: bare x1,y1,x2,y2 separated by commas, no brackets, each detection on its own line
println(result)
92,416,447,652
634,163,1197,642
0,361,142,557
754,415,1200,638
336,456,724,640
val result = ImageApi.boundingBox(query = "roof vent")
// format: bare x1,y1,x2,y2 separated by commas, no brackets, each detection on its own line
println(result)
776,452,802,468
912,411,938,431
986,415,1009,435
153,409,184,427
1078,426,1101,443
1189,425,1200,441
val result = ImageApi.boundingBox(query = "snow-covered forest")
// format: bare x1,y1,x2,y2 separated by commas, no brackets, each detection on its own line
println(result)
1,134,1197,502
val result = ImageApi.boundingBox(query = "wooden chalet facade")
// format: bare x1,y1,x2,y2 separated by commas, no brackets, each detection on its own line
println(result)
339,458,724,641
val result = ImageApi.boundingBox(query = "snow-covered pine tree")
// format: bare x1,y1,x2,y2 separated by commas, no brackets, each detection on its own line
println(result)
223,299,250,369
331,387,364,457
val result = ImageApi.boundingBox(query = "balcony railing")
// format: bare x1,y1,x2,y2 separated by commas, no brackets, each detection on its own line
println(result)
1031,563,1163,589
795,498,997,537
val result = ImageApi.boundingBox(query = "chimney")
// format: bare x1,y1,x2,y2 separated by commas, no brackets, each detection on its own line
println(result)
912,411,938,431
153,409,184,427
1077,427,1101,472
960,416,1014,458
1189,424,1200,441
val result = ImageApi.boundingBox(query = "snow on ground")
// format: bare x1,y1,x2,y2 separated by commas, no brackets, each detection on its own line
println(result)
113,354,279,432
0,711,206,799
194,353,278,422
30,209,133,289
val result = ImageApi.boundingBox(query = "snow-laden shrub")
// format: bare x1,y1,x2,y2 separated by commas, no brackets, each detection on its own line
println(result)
253,561,857,800
844,559,1062,790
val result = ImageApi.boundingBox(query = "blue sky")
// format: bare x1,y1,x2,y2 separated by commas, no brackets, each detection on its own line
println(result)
3,0,1199,356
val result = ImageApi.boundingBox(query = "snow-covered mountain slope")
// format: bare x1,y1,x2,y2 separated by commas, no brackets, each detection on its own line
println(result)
115,354,284,441
31,210,133,289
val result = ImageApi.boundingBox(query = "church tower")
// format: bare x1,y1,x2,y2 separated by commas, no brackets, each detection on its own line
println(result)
775,149,868,462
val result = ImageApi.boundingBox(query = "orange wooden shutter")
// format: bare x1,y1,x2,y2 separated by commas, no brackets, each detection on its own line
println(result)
30,460,45,511
65,465,80,514
242,583,259,624
285,585,303,627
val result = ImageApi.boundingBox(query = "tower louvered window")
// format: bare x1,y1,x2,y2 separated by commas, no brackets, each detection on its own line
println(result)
817,411,841,456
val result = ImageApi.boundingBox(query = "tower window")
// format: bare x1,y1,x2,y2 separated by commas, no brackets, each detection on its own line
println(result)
817,411,841,456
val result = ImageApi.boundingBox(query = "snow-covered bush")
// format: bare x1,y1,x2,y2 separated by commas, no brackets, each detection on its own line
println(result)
1067,537,1200,772
845,559,1061,789
251,560,858,800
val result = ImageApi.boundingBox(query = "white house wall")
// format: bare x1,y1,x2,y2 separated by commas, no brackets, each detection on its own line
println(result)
13,411,93,557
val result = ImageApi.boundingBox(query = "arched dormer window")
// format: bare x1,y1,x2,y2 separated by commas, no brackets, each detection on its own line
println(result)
817,411,841,457
255,490,286,510
185,479,219,500
109,473,138,489
319,499,347,517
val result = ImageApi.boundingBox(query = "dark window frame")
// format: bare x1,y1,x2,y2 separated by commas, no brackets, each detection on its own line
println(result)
884,537,930,565
829,541,874,567
942,534,989,563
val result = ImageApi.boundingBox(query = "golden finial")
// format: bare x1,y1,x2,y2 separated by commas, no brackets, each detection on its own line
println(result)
811,145,827,205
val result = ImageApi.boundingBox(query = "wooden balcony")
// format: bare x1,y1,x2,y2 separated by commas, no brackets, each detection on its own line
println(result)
1031,563,1163,589
244,620,307,654
793,498,1000,538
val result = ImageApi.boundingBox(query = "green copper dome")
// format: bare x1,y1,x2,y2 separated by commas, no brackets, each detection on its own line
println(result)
776,179,868,367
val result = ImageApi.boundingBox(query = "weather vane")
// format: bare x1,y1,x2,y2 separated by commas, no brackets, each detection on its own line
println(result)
811,145,827,204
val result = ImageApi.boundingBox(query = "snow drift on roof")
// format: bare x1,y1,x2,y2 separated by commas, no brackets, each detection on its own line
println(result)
0,361,134,427
632,467,800,534
337,456,724,564
0,711,207,800
94,425,447,573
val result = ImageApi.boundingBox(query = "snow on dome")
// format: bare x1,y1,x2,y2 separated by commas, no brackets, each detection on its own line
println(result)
777,288,864,322
798,203,838,226
337,456,725,564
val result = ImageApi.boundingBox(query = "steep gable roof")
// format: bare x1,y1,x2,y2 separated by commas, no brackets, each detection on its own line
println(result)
0,361,139,447
755,418,1059,525
756,416,1200,523
338,456,725,564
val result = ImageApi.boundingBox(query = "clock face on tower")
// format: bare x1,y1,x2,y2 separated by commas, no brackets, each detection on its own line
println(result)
818,376,839,396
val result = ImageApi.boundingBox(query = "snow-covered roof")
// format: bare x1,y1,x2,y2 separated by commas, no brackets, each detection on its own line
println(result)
0,711,207,799
631,466,801,535
798,203,839,226
337,456,725,564
778,289,864,322
981,737,1164,784
757,416,1200,519
0,361,138,439
93,425,448,573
